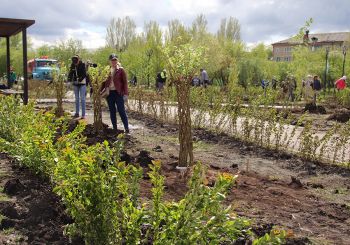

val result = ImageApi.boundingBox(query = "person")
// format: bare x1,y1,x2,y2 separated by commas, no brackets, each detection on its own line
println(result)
334,76,347,90
102,54,129,133
271,77,278,90
312,75,322,104
156,69,167,91
302,75,314,103
130,74,137,86
286,75,297,102
200,68,209,87
68,55,87,119
191,75,200,86
8,67,17,89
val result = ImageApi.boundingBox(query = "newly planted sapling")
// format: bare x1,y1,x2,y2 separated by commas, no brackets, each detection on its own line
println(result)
164,41,204,167
88,65,110,132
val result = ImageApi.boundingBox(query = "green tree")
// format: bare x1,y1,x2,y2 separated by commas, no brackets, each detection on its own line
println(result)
165,41,204,167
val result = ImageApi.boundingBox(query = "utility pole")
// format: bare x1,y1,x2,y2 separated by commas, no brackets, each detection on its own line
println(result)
342,45,347,77
146,49,153,88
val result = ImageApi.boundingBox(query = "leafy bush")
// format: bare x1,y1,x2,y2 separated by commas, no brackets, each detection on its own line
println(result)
0,96,272,244
336,88,350,108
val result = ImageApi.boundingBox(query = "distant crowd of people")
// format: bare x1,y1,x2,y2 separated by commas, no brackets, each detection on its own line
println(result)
263,74,347,105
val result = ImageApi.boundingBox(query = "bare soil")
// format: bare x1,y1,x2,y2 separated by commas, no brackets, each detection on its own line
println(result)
0,153,84,245
127,111,350,245
0,104,349,244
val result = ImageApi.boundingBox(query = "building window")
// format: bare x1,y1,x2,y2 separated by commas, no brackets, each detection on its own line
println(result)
284,47,292,52
276,57,281,61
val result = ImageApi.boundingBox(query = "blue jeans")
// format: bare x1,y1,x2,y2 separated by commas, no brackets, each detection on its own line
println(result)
106,90,129,131
73,85,86,117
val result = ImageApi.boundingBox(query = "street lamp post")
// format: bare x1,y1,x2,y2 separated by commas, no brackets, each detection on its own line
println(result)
342,45,347,77
146,49,153,88
324,47,329,91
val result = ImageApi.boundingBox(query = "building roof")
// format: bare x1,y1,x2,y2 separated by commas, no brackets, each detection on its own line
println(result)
272,32,350,45
0,18,35,37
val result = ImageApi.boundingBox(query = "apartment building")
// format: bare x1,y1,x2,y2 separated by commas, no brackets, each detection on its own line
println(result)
272,31,350,62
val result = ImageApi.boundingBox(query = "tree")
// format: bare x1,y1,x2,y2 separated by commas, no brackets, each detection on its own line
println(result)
89,65,110,132
217,17,241,42
106,16,136,51
144,21,164,76
0,33,34,78
52,38,85,65
36,44,53,57
166,19,187,43
165,41,204,167
191,14,208,40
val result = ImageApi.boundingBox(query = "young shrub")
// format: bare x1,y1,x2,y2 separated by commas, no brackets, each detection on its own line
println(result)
148,162,251,244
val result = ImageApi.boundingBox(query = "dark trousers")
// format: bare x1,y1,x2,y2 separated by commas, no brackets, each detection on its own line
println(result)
106,90,129,131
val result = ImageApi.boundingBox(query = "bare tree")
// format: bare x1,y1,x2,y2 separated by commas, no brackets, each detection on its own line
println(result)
166,19,186,42
217,17,241,42
191,14,208,38
106,16,136,51
144,21,163,44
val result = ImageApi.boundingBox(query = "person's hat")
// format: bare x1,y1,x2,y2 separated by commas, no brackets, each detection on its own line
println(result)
109,54,118,60
307,74,312,78
71,55,79,62
342,76,347,80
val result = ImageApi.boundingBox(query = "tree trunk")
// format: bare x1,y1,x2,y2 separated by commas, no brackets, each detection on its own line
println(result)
176,78,193,167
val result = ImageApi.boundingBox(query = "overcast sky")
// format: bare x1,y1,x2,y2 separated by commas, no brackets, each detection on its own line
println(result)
1,0,349,49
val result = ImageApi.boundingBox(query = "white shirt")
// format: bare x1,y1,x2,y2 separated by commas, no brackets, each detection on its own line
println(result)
109,67,116,90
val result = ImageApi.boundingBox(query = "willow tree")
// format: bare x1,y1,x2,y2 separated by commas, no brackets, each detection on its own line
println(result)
165,42,204,167
88,65,110,132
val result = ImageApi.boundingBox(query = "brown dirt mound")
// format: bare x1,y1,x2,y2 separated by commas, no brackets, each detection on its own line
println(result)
0,153,83,245
327,109,350,123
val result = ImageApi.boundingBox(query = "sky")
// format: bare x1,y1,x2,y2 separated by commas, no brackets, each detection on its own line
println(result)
1,0,349,49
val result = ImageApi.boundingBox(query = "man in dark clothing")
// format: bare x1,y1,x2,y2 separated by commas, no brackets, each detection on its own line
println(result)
130,75,137,86
313,75,322,104
156,69,167,91
68,55,87,119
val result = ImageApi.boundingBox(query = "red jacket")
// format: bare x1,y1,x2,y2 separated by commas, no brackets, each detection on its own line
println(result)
104,67,128,95
335,78,346,90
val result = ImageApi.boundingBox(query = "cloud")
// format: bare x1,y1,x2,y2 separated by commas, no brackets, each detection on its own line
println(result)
0,0,349,48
